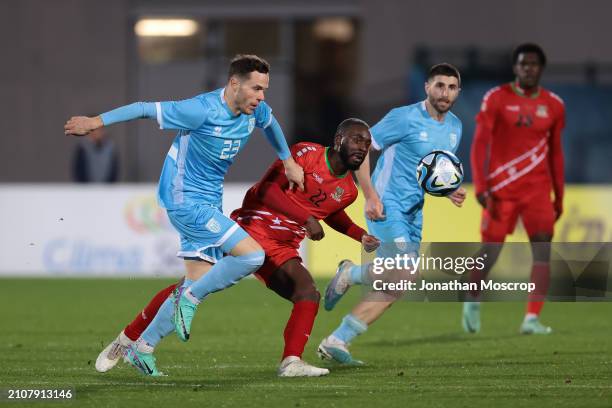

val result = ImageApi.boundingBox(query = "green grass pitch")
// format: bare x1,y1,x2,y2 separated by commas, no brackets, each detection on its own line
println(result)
1,278,611,407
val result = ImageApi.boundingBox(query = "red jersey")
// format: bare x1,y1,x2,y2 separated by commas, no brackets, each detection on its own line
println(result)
471,82,565,201
232,142,364,248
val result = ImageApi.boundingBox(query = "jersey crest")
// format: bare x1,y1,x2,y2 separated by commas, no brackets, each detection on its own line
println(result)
536,105,549,118
449,132,458,148
331,186,345,202
248,117,256,133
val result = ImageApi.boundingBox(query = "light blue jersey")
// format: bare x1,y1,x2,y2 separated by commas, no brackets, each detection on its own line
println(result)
367,101,462,244
157,88,280,210
99,87,291,261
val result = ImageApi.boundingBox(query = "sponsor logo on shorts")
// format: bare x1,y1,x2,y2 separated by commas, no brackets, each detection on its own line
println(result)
394,237,407,252
205,218,222,233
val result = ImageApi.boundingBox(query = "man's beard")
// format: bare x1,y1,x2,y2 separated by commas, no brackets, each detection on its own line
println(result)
431,97,452,114
339,147,362,171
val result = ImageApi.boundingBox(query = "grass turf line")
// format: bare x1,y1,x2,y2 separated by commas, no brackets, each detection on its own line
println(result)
1,278,611,407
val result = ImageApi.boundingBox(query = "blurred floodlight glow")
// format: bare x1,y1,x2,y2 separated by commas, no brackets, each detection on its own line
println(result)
135,19,199,37
313,18,354,42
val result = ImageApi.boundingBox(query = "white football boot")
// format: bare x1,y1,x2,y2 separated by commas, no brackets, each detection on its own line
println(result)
277,356,330,377
95,331,133,373
317,335,364,366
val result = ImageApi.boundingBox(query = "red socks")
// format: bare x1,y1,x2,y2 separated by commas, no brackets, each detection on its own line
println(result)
526,262,550,316
123,283,178,341
282,301,319,360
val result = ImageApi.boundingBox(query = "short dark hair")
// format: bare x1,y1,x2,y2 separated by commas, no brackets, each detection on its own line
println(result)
336,118,370,136
228,54,270,80
427,63,461,86
512,43,547,66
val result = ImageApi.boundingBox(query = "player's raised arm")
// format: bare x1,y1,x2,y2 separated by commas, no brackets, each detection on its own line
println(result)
64,115,104,136
261,116,304,191
471,90,498,207
548,100,566,220
324,209,366,241
256,179,310,225
355,150,384,220
324,209,380,252
64,98,207,136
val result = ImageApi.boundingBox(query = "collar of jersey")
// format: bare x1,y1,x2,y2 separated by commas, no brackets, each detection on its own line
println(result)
219,88,240,117
420,100,447,124
510,81,540,99
325,147,348,179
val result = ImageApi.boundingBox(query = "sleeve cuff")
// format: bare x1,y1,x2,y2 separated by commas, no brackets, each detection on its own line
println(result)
155,102,163,129
371,136,382,151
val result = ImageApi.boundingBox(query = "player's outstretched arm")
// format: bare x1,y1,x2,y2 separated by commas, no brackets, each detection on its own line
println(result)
256,180,310,225
548,107,565,221
472,91,499,207
324,210,365,241
64,115,103,136
361,234,381,253
65,98,209,137
447,187,467,207
64,102,160,137
324,210,380,252
305,216,325,241
471,122,493,207
263,118,304,191
355,150,384,220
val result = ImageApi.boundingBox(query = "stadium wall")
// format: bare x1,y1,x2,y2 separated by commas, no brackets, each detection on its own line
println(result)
2,1,611,183
357,0,612,111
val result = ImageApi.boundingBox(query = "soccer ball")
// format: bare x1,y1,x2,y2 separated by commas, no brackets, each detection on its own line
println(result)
416,150,464,196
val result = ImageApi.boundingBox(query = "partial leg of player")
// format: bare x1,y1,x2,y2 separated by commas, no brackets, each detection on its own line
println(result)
95,331,134,373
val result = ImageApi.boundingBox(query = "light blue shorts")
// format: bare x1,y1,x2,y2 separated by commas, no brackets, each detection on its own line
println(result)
366,209,422,258
167,204,248,263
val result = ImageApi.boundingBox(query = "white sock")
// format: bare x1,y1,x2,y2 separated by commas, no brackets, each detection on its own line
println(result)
185,288,201,305
118,331,133,346
136,338,154,354
525,313,538,321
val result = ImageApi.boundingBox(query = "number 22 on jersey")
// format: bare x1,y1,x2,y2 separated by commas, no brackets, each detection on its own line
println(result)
220,139,241,159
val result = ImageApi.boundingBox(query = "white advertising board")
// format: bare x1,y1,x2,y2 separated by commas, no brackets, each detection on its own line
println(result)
0,184,252,276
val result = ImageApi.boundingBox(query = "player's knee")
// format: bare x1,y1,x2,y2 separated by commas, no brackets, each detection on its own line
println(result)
530,232,552,243
291,285,320,304
236,250,265,274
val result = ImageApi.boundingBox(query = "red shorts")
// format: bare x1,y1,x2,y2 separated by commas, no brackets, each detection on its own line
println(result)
230,211,302,286
481,190,555,242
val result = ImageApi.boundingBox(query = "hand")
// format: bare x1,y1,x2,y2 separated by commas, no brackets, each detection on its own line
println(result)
554,200,563,221
365,195,385,221
283,157,305,192
305,216,324,241
361,234,380,253
64,116,103,136
476,192,488,208
448,187,467,207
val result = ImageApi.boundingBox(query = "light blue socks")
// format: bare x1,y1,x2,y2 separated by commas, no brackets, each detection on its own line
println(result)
141,279,193,348
187,251,265,301
332,314,368,344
